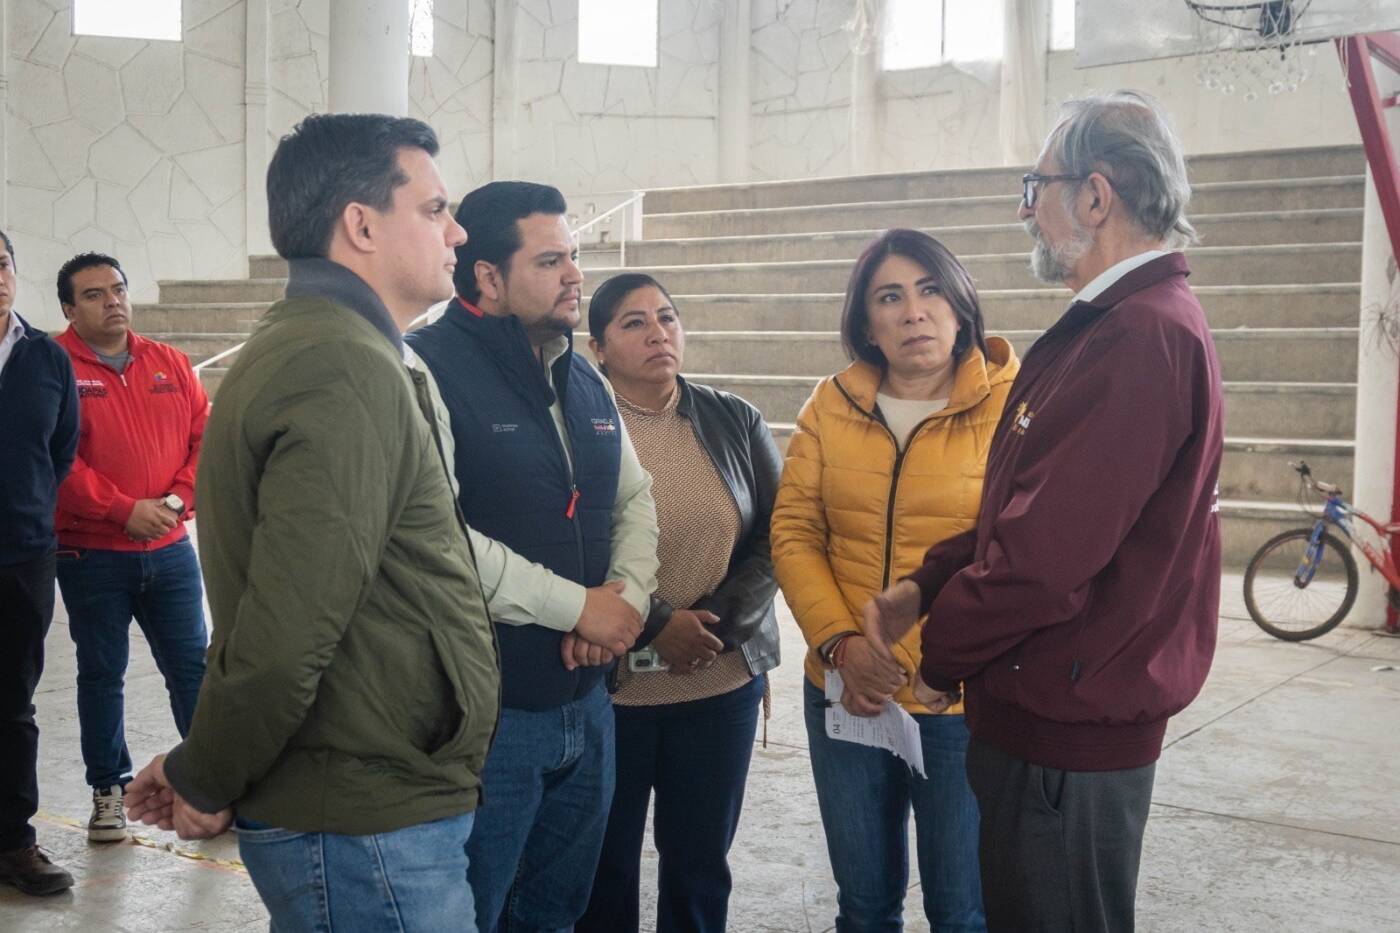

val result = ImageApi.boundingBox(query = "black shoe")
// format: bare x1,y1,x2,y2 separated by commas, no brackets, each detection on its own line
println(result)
0,845,75,896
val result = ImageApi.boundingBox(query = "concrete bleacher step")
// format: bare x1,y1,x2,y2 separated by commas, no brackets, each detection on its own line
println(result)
686,374,1356,442
623,209,1363,266
643,327,1357,383
136,303,271,333
588,242,1361,295
623,284,1361,332
644,175,1364,238
642,145,1363,213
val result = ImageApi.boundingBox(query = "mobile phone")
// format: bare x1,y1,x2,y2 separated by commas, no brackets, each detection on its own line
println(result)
628,647,670,673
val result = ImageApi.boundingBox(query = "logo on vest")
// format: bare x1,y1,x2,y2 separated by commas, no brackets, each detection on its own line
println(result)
591,418,618,437
491,423,519,433
77,378,107,398
1010,401,1035,435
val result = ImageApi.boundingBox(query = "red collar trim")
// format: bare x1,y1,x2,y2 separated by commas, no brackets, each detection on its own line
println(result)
455,296,485,318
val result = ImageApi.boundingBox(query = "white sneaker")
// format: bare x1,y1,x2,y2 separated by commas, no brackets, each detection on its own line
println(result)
88,785,127,843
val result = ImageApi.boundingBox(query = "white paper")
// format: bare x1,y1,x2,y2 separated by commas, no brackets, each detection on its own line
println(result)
824,671,927,778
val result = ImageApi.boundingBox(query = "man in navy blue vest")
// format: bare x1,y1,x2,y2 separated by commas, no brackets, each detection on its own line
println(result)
407,181,658,933
0,228,80,896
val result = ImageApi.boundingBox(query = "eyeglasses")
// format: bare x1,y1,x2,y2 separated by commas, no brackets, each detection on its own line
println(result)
1021,172,1089,209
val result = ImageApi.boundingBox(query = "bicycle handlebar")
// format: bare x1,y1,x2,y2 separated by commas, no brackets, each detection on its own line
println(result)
1289,460,1341,496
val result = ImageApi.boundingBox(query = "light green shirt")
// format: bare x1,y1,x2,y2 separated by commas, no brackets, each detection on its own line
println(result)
407,337,658,632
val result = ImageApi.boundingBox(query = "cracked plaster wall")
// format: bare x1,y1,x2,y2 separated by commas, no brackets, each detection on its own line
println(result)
7,0,248,329
750,0,1359,181
506,0,720,195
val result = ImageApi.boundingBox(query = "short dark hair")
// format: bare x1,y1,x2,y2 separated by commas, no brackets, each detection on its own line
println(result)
57,252,127,307
839,229,988,369
0,229,15,271
453,181,568,303
266,113,440,260
587,272,677,344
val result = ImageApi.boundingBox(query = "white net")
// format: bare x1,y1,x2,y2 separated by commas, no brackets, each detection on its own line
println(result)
1186,0,1318,100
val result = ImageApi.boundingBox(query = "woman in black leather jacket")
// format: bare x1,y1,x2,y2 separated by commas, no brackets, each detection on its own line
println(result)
576,272,781,933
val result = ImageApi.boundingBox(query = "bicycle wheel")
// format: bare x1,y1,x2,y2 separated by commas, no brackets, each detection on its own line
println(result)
1243,528,1358,641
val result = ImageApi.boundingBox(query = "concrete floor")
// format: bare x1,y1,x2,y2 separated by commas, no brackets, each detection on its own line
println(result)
3,575,1399,932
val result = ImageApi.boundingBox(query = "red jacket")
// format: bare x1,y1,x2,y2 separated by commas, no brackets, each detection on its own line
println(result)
907,253,1223,772
55,327,209,552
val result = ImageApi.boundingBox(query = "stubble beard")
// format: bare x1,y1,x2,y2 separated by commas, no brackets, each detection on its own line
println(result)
1027,219,1094,285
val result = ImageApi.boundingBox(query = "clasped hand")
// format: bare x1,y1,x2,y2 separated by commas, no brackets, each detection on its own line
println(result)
124,754,233,840
838,579,958,717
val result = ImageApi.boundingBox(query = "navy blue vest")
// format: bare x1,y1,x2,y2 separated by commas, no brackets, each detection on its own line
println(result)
408,302,621,710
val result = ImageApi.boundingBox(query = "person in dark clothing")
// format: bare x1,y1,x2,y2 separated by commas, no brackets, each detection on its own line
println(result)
407,182,658,933
0,229,81,896
576,273,782,933
865,91,1225,933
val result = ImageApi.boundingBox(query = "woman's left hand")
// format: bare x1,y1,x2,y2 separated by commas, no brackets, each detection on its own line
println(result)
653,609,724,674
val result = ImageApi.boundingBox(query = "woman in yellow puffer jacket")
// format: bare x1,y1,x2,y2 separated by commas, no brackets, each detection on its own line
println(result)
772,228,1018,933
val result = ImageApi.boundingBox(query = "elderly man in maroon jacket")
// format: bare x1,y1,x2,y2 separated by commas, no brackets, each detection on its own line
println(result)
867,90,1224,933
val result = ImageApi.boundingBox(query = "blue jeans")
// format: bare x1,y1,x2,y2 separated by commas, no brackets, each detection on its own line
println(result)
467,682,615,933
579,674,763,933
236,812,476,932
804,680,986,933
56,537,208,789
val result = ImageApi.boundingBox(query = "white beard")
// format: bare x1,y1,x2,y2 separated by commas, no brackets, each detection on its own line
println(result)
1026,219,1093,285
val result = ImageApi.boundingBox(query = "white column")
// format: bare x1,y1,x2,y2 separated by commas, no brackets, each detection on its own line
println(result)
490,0,519,180
328,0,410,115
849,1,882,175
717,0,751,182
999,0,1048,166
1352,164,1400,626
245,0,272,260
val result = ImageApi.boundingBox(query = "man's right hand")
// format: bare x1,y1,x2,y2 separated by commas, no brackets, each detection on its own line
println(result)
125,498,179,541
574,580,642,656
838,635,907,717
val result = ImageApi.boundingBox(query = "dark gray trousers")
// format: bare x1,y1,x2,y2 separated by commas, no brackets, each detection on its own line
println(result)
965,736,1155,933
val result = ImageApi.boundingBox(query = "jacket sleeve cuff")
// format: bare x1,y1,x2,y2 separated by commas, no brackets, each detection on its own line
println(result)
633,597,673,650
105,494,138,526
918,658,962,695
162,742,233,815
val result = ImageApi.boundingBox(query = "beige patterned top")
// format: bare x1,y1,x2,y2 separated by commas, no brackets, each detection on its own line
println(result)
612,386,753,706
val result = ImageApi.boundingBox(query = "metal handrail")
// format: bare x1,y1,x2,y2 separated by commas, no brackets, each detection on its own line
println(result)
194,191,645,375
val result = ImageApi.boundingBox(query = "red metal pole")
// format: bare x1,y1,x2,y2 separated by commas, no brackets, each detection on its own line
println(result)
1338,34,1400,632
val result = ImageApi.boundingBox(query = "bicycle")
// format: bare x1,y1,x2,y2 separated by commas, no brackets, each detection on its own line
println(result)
1242,461,1400,641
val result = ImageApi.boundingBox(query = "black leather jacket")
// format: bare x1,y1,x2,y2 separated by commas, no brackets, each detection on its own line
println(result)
632,376,782,677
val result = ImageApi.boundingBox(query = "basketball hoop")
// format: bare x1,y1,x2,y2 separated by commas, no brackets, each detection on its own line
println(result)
1185,0,1317,100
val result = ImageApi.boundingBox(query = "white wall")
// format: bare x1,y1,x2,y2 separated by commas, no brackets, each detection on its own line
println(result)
2,0,1365,330
7,0,248,328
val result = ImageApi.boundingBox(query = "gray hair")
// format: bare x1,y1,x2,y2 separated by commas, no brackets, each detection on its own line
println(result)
1046,91,1197,248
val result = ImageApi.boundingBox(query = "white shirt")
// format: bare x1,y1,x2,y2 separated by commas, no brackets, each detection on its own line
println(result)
0,311,28,376
877,393,949,451
1073,250,1171,305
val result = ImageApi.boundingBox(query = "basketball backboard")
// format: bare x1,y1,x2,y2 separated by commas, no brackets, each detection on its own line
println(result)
1075,0,1400,67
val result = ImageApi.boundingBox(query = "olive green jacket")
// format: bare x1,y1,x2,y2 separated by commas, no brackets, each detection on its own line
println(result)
164,259,500,834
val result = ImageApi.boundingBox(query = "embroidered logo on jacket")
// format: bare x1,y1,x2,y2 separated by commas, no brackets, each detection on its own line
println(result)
591,418,618,437
1010,401,1035,435
150,371,178,394
491,423,518,433
77,378,107,398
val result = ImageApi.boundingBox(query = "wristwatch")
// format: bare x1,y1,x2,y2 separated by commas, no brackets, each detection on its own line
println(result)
159,493,185,514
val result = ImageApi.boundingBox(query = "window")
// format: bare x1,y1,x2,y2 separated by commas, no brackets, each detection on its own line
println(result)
411,0,434,57
882,0,1004,71
578,0,658,68
1051,0,1076,50
73,0,180,41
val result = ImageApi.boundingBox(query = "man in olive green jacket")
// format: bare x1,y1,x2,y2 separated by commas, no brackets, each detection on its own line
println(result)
125,113,499,932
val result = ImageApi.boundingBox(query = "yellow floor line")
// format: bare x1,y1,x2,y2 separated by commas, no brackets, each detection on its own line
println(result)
35,810,247,874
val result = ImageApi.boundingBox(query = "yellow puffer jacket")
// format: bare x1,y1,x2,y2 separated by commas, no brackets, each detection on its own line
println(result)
772,337,1019,715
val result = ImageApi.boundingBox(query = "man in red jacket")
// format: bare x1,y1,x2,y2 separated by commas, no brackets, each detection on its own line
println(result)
52,252,210,844
866,91,1224,932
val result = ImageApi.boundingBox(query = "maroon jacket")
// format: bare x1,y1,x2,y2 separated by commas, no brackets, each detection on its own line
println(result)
908,252,1223,771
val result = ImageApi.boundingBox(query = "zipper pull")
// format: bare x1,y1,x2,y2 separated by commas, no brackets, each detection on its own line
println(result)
565,486,580,519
